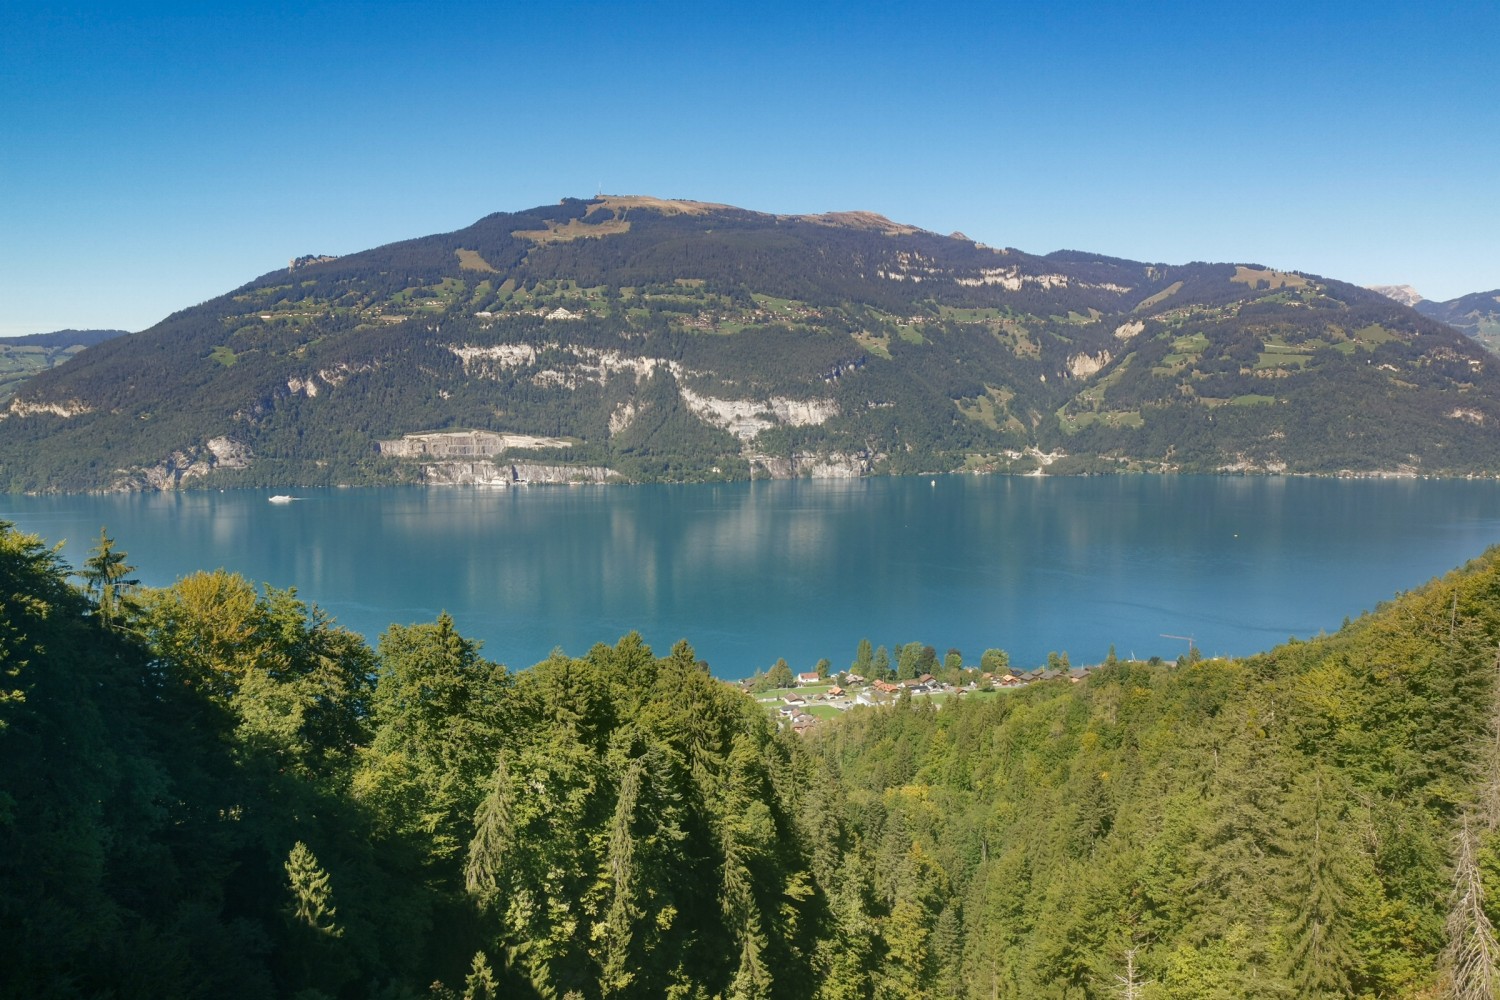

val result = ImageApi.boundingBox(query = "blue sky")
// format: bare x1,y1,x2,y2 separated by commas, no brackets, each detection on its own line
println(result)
3,0,1496,336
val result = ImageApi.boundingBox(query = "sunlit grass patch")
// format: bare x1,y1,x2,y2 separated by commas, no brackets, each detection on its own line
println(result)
455,249,497,272
1231,265,1308,290
1133,280,1184,312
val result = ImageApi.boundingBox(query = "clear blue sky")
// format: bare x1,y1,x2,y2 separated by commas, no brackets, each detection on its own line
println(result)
3,0,1496,336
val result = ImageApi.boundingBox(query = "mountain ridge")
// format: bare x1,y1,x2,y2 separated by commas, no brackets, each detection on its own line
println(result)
1415,289,1500,354
0,328,130,405
4,195,1499,492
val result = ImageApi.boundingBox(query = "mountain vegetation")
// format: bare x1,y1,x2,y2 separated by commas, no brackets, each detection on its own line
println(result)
0,329,129,403
1417,291,1500,356
4,197,1500,491
6,517,1500,998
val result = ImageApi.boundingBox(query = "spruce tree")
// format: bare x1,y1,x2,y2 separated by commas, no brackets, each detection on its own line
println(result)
285,841,341,938
79,527,137,627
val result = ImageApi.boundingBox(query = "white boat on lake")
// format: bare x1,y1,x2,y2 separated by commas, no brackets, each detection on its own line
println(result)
268,495,295,504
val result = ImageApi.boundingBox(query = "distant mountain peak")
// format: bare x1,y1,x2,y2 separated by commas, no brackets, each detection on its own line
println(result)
1369,284,1424,307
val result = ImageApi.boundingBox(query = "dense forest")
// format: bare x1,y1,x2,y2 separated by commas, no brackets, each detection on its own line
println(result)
5,197,1500,492
0,329,129,403
6,518,1500,998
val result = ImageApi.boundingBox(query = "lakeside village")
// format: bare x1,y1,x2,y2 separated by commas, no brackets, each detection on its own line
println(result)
742,647,1169,734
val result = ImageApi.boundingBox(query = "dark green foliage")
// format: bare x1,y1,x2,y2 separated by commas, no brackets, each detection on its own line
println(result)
4,516,1500,996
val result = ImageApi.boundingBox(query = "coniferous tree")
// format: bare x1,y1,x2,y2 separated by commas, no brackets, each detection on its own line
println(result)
465,755,514,905
285,840,342,938
853,638,874,675
79,527,137,627
464,951,499,1000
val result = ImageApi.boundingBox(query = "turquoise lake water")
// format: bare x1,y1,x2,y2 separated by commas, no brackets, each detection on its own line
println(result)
4,475,1499,678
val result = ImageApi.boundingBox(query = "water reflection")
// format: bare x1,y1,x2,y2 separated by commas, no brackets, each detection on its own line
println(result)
2,476,1498,678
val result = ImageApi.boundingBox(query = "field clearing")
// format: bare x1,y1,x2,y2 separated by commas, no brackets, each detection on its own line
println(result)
1071,363,1129,410
938,305,1008,323
1056,308,1102,326
0,344,87,400
1059,409,1144,433
1232,265,1308,290
1153,333,1208,373
751,293,808,315
1230,394,1277,406
1009,330,1041,359
1254,336,1330,369
1133,280,1184,312
957,386,1022,432
1,348,51,374
853,332,891,358
454,249,497,272
1350,323,1400,346
756,684,834,701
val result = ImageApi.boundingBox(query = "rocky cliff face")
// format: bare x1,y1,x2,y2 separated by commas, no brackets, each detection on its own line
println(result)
110,437,252,491
416,460,619,486
376,430,572,458
746,450,878,479
1369,284,1424,307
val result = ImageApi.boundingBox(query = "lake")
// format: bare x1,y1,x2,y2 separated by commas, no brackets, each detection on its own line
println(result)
3,475,1499,678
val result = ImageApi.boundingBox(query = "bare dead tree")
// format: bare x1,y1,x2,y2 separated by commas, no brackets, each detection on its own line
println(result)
1445,645,1500,999
1448,814,1499,1000
1108,947,1153,1000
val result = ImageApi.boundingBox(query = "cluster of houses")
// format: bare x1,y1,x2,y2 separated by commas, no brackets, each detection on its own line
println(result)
759,663,1112,733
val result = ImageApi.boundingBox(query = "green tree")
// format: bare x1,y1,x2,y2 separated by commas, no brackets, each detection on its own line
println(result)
853,638,874,675
464,951,499,1000
980,648,1010,674
285,840,342,938
282,840,356,996
897,642,922,681
365,613,509,862
767,658,794,689
79,527,138,627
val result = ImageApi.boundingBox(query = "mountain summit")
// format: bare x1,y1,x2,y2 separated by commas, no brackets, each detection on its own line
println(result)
1368,284,1424,307
4,195,1499,491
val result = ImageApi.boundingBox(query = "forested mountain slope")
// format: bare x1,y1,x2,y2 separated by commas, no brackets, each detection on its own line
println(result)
4,196,1499,491
1418,290,1500,355
5,518,1500,997
0,328,128,403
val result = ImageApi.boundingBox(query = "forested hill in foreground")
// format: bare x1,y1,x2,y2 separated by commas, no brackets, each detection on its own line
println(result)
5,195,1500,492
6,518,1500,998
